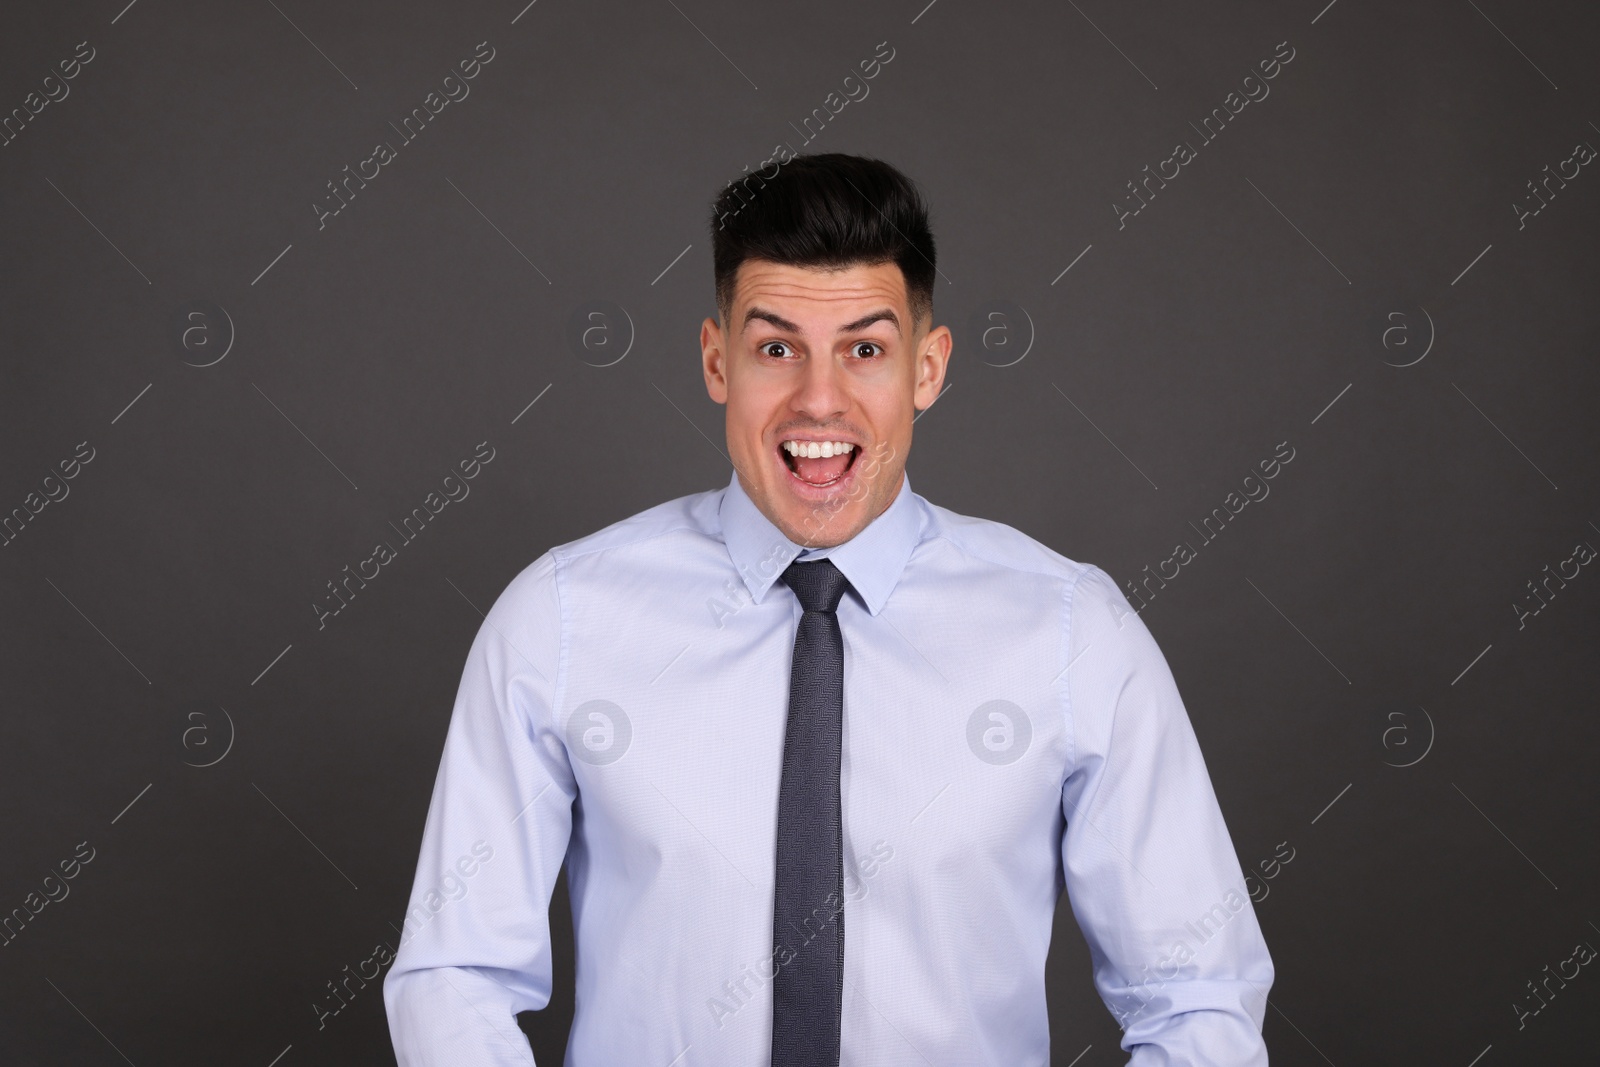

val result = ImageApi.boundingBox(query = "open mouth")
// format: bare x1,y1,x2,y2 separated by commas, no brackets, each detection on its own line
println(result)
778,438,860,490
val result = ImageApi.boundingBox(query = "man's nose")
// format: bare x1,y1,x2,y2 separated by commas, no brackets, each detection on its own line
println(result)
790,353,849,421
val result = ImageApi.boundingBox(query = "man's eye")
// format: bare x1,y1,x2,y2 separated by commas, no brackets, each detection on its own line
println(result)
852,342,882,358
761,342,791,358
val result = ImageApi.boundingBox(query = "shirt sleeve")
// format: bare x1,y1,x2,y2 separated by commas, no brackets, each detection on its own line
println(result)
383,552,577,1066
1060,565,1274,1065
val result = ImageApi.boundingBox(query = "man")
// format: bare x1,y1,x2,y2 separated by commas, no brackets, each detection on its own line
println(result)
383,153,1274,1065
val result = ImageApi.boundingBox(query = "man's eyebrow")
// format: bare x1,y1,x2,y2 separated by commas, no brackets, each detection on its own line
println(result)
838,308,900,335
740,306,902,335
742,308,801,333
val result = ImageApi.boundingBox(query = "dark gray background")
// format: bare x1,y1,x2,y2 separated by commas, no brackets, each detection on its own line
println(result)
2,0,1596,1063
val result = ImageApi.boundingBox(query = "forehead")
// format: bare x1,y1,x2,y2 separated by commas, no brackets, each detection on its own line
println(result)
730,260,909,327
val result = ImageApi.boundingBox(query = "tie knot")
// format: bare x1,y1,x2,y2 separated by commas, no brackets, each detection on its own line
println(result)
780,558,852,614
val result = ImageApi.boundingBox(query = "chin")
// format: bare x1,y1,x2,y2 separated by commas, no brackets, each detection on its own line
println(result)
783,505,870,549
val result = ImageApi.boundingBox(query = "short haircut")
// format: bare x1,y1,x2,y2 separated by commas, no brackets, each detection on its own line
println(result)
709,152,936,333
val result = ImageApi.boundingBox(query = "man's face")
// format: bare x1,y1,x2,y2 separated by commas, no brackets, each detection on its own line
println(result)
701,259,952,548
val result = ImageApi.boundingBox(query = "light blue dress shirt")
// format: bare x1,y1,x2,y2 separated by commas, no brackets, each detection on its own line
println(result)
383,468,1274,1065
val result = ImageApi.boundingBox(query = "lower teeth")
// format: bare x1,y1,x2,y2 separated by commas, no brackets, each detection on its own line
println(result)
783,447,854,487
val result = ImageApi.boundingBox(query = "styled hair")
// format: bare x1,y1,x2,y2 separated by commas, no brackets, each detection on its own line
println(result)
709,152,936,331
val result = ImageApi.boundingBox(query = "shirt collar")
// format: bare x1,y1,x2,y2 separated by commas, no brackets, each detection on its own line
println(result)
717,466,924,616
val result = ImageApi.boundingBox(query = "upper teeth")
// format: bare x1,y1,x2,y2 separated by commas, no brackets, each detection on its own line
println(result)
783,440,856,459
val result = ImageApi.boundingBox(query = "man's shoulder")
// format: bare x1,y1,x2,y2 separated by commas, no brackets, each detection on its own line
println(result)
488,486,723,612
549,484,724,563
917,497,1153,660
916,494,1106,590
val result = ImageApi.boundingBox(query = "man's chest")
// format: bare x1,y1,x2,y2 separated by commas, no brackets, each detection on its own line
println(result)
552,567,1072,880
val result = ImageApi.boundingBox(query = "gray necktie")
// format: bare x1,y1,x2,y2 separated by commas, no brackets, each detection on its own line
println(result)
770,558,851,1067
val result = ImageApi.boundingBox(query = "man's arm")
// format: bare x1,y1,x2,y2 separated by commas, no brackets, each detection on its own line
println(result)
1060,566,1274,1065
383,552,576,1066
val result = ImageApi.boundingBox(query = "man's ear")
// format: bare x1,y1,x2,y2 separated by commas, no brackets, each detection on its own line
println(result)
912,323,953,410
701,315,729,404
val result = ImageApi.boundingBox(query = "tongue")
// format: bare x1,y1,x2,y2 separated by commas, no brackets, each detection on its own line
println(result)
793,451,851,485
